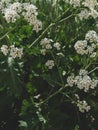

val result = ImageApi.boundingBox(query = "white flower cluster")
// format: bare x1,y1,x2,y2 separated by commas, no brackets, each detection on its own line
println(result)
9,2,22,13
78,9,98,20
74,40,87,55
66,0,98,9
1,0,10,4
40,38,63,69
45,60,54,69
78,0,98,20
85,30,98,43
53,42,61,50
40,38,53,49
82,0,97,9
1,44,23,59
74,94,91,113
74,30,98,57
1,1,42,32
0,0,10,9
66,0,81,7
40,38,61,55
4,8,20,23
77,100,91,113
3,2,22,23
78,9,90,20
22,3,42,32
1,45,8,56
67,69,98,92
67,74,75,87
40,38,53,55
90,8,98,19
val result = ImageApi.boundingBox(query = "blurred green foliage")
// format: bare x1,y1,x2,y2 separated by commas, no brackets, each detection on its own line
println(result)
0,0,98,130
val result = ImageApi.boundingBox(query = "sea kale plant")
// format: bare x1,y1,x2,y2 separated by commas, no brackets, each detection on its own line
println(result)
0,0,98,130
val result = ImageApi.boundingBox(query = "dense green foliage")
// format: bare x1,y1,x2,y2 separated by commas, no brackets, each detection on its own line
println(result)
0,0,98,130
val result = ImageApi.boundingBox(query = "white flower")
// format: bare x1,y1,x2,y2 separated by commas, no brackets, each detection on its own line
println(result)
1,2,42,31
22,3,42,32
9,2,22,13
77,100,91,113
33,20,42,33
4,8,20,23
85,30,98,43
10,45,23,59
23,3,37,14
41,49,46,55
78,9,90,20
40,38,53,49
23,3,38,25
91,115,95,122
66,0,81,7
90,79,98,89
75,31,98,56
90,8,98,19
87,46,94,54
79,69,88,76
78,0,98,20
75,94,80,100
22,9,36,24
45,60,54,69
74,40,87,55
76,75,92,92
67,69,98,92
90,52,97,58
34,94,40,99
82,0,97,9
1,0,10,5
91,43,96,48
67,75,75,87
62,71,66,76
1,45,8,56
74,75,81,84
74,69,93,92
1,44,23,59
53,42,61,50
45,44,52,49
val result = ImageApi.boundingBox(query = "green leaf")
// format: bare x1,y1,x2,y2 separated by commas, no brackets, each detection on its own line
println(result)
74,125,79,130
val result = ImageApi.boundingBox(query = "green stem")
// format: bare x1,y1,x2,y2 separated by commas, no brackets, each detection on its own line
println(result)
0,27,16,41
0,32,9,41
28,14,74,48
54,7,71,22
28,23,55,48
75,105,80,125
39,84,68,105
0,14,10,45
88,66,98,74
58,14,73,24
85,59,93,70
8,57,16,89
51,52,65,86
